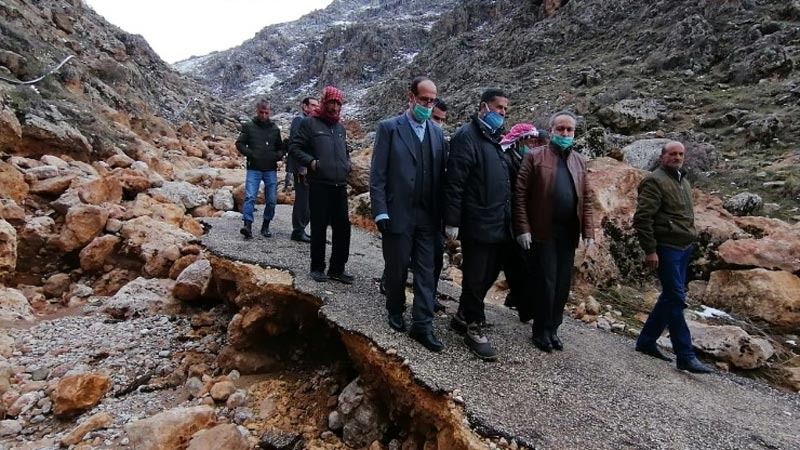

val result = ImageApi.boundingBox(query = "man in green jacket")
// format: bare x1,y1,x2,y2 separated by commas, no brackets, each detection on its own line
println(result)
633,141,712,374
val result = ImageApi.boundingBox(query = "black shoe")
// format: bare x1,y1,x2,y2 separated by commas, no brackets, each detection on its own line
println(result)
635,344,673,362
328,271,354,284
240,221,253,239
550,329,564,351
532,328,553,353
677,357,713,374
310,271,328,282
291,231,311,243
409,328,444,352
465,324,497,361
449,311,468,334
387,314,407,332
260,222,272,238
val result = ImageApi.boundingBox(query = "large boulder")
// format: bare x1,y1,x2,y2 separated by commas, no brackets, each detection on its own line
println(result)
56,204,109,252
102,277,180,319
0,219,17,275
20,114,92,156
723,192,763,216
688,321,774,369
148,181,209,209
0,199,25,222
28,174,76,197
212,188,235,211
173,259,212,302
51,373,111,418
597,99,667,133
0,287,34,321
119,216,197,277
704,269,800,329
717,231,800,273
76,176,123,205
126,406,216,450
621,139,672,171
347,148,371,195
333,377,387,448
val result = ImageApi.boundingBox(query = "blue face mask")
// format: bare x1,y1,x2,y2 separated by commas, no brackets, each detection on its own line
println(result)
551,135,574,150
481,111,504,131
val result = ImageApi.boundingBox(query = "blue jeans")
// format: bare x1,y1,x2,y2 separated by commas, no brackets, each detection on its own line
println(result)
242,170,277,223
637,245,696,362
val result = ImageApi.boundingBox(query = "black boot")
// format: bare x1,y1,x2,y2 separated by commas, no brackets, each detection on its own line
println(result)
240,220,253,239
260,219,271,238
532,327,553,353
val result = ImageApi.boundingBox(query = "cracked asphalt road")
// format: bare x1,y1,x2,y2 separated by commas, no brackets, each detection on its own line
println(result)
203,205,800,449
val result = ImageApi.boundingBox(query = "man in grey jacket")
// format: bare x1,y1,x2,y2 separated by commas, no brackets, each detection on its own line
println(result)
286,97,319,243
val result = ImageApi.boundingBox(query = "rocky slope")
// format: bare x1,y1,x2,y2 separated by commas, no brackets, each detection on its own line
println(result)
181,0,800,218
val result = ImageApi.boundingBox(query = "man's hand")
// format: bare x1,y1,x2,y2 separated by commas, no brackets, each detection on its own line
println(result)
516,233,532,250
376,218,391,234
310,160,319,172
644,252,659,270
445,226,459,241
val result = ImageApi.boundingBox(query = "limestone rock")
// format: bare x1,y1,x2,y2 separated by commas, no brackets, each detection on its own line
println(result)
621,139,672,171
347,148,371,195
705,269,800,329
76,176,123,205
212,188,235,211
148,181,209,210
56,204,109,252
51,373,111,418
688,321,774,369
113,168,152,195
120,216,197,277
125,406,216,450
174,259,212,301
0,419,21,437
597,99,667,133
107,153,134,168
79,234,121,271
169,254,200,279
187,423,249,450
336,377,387,448
0,161,28,203
28,174,76,196
26,164,60,180
21,114,92,155
0,199,25,222
0,103,22,149
60,411,113,446
723,192,763,216
209,380,235,402
0,287,34,321
0,219,17,275
43,273,71,298
102,277,180,319
744,114,783,145
717,233,800,273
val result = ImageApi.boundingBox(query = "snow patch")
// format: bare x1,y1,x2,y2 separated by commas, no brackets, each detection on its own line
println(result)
245,73,278,96
695,305,733,320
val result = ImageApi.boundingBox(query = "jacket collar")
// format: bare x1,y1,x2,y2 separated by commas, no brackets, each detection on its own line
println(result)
470,115,503,144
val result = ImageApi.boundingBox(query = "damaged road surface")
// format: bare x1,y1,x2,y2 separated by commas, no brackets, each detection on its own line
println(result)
203,205,800,450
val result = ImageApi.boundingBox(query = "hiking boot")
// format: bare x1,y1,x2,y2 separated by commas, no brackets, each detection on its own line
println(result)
240,220,253,239
310,271,328,282
260,220,271,238
328,271,354,284
464,323,497,361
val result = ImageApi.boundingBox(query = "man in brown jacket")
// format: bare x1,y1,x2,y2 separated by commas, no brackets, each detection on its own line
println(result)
513,111,594,352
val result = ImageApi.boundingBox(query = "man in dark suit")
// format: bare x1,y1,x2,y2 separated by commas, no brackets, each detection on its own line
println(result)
370,76,448,352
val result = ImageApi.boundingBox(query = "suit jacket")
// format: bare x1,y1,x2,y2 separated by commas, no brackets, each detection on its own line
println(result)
370,113,447,233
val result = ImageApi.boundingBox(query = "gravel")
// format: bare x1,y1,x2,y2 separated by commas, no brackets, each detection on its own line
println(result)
203,205,800,449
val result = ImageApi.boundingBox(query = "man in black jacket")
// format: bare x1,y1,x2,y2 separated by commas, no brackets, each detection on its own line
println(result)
235,99,285,239
289,86,354,284
286,97,319,243
443,88,511,361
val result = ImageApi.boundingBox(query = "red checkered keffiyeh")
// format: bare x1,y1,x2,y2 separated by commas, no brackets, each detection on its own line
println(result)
315,86,344,124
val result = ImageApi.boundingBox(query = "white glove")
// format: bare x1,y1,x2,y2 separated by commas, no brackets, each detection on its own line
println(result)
516,233,532,250
445,226,459,240
583,238,595,248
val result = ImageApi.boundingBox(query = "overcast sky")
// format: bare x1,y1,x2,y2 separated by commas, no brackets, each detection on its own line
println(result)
85,1,334,63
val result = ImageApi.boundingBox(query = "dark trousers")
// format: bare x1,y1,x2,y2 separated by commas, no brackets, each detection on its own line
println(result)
505,246,535,322
530,235,576,331
291,174,310,233
383,209,437,331
309,183,350,274
433,232,444,294
636,245,696,361
459,239,519,324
